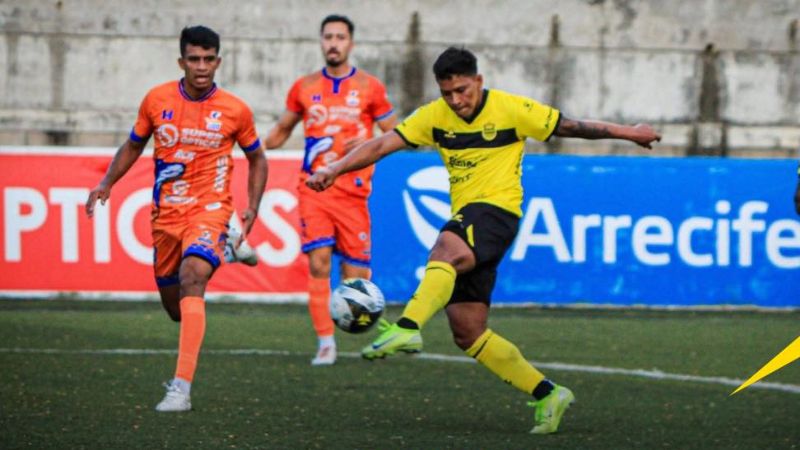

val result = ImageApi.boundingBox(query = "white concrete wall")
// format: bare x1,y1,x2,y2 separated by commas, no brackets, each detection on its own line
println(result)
1,0,798,155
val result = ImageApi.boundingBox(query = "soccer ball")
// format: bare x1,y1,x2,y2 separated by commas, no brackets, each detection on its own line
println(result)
330,278,385,333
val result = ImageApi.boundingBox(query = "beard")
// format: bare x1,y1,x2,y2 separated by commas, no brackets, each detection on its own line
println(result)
325,52,344,67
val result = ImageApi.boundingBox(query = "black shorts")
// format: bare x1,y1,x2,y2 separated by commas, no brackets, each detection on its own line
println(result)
441,202,520,305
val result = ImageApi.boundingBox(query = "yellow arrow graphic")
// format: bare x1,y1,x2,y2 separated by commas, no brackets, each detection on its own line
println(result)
731,336,800,395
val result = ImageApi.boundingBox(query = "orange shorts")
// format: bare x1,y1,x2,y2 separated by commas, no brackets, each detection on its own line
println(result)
299,189,371,267
152,210,230,287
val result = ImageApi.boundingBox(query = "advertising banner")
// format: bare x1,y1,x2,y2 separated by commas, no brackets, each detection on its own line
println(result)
2,147,798,307
0,147,306,300
371,153,800,308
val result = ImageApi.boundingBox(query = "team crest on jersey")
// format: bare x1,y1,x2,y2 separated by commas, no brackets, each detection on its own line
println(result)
346,90,360,106
162,109,174,120
482,123,497,141
205,111,223,131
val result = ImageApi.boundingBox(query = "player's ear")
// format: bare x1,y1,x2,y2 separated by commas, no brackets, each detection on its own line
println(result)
177,57,186,71
475,74,484,88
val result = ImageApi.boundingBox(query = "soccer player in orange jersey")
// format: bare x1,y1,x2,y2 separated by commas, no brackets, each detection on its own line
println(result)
264,15,396,366
85,26,267,412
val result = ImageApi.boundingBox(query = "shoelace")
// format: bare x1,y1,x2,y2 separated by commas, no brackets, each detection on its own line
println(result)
162,381,183,394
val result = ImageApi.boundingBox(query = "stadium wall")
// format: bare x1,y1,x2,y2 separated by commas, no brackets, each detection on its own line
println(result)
2,146,798,308
1,0,799,156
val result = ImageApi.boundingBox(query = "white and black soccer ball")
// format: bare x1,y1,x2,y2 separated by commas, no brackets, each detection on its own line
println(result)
330,278,385,333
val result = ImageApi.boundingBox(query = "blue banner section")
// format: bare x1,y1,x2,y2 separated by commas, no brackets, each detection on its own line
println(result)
369,153,800,308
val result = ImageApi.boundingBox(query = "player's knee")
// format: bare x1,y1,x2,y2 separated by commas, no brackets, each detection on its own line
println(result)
166,309,181,322
452,328,482,350
453,334,475,351
429,246,474,272
178,271,208,296
309,258,332,278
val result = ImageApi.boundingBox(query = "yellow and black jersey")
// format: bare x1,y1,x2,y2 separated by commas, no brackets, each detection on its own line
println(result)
394,89,559,217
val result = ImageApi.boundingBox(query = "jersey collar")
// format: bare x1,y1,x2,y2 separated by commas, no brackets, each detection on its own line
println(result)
461,89,490,124
178,78,218,102
322,67,357,94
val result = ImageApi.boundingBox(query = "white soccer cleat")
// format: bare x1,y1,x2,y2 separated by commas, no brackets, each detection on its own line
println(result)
224,228,258,266
155,382,192,412
311,345,337,366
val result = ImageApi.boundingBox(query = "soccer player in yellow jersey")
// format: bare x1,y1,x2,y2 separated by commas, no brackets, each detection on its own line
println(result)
306,47,661,434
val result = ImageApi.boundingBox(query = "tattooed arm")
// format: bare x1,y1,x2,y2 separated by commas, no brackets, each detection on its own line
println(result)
554,116,661,149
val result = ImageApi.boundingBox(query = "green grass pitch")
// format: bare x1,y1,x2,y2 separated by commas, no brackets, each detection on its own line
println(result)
0,300,798,449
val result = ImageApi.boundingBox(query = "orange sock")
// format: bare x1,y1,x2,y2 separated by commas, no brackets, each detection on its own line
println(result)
175,296,206,383
308,277,334,337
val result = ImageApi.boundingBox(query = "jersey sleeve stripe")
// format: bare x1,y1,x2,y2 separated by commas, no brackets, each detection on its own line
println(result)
544,111,562,142
375,109,395,122
242,138,262,152
129,128,149,143
393,128,419,148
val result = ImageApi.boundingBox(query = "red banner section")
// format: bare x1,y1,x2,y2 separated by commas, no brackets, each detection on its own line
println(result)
0,147,307,300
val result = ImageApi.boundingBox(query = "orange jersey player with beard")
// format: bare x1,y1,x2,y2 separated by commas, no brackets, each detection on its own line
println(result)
85,26,267,412
264,14,396,366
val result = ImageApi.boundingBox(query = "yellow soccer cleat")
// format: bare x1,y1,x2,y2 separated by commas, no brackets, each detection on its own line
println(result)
528,384,575,434
361,319,423,360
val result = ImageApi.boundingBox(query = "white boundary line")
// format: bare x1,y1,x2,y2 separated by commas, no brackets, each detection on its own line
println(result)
2,347,798,394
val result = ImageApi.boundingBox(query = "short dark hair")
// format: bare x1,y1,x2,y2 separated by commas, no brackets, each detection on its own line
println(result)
320,14,354,36
180,25,220,57
433,47,478,80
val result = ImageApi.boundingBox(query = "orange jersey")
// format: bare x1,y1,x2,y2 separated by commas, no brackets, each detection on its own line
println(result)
131,79,261,223
286,67,393,198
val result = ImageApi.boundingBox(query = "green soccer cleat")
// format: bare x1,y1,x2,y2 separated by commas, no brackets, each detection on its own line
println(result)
528,384,575,434
361,319,423,360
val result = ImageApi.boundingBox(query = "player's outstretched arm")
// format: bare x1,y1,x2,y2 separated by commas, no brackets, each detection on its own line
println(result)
264,110,302,150
306,131,406,192
344,113,399,153
554,116,661,149
242,146,268,237
85,139,146,218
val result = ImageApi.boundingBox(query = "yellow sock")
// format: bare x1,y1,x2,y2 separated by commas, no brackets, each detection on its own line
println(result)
465,329,545,395
401,261,457,328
